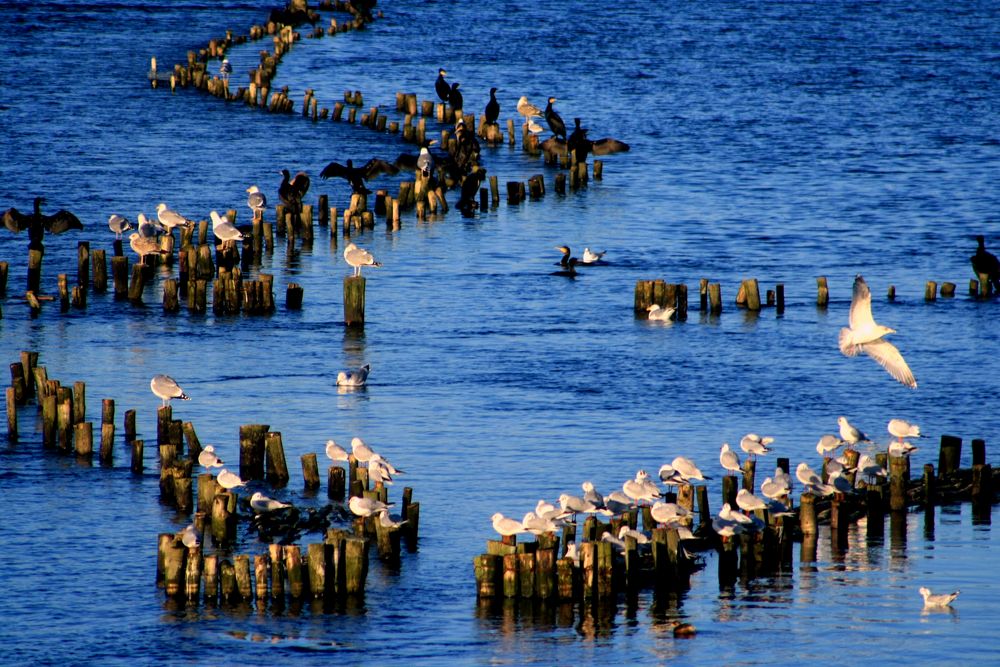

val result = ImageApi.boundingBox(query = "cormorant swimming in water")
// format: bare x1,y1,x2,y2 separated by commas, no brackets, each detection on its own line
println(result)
484,87,500,125
449,82,463,111
971,235,1000,293
435,69,450,103
544,97,566,141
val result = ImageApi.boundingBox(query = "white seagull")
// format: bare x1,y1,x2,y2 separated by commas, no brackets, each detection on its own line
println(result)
760,476,790,500
622,470,662,504
378,508,408,529
582,248,606,264
150,374,189,407
919,586,959,609
343,242,382,277
720,442,742,475
739,433,774,459
795,462,835,496
198,444,224,469
337,363,370,388
156,202,196,231
816,434,843,456
350,436,377,464
325,439,349,461
349,496,392,517
210,210,245,242
108,214,133,239
178,523,200,548
136,212,165,238
217,468,246,490
888,418,923,444
516,96,543,125
250,491,291,513
735,488,767,513
559,493,611,516
491,512,528,537
129,232,167,259
650,501,690,525
246,185,267,221
839,274,917,388
671,456,711,482
838,416,871,449
889,440,919,456
647,303,676,321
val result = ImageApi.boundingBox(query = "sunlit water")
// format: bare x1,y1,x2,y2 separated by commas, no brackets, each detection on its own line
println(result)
1,0,998,663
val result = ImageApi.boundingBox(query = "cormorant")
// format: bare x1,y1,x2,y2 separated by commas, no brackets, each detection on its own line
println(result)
435,68,450,103
449,82,463,111
320,158,399,195
484,87,500,125
971,235,1000,293
544,97,566,140
2,196,82,249
278,169,311,216
457,168,487,213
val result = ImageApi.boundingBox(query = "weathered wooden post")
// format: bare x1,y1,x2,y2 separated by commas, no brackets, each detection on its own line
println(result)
344,276,365,327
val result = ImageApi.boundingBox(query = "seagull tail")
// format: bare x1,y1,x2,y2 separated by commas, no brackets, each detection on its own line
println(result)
179,393,190,401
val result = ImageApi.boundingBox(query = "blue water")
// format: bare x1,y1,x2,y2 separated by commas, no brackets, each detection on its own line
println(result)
1,0,999,663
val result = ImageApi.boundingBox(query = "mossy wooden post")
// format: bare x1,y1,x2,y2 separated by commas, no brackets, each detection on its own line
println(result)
74,422,93,458
502,553,519,598
556,557,576,600
889,455,908,511
185,546,203,600
799,493,817,535
70,381,85,425
56,396,72,451
57,274,70,312
6,387,17,441
474,554,500,597
709,282,722,314
234,555,252,600
9,363,26,406
211,492,235,545
264,431,290,486
696,485,711,530
27,248,43,294
328,466,346,501
197,473,220,515
238,424,269,481
742,459,756,492
344,537,368,596
268,544,285,600
111,256,129,299
156,533,172,586
743,278,761,310
816,276,829,308
344,276,366,327
301,452,320,491
721,475,738,509
924,280,937,301
162,539,186,598
124,408,136,444
534,548,556,599
921,463,935,508
131,439,144,474
633,279,654,317
127,264,145,304
219,560,237,603
938,435,961,476
41,392,56,448
517,551,536,598
307,543,329,599
579,541,597,599
202,555,219,604
19,353,37,400
596,540,614,597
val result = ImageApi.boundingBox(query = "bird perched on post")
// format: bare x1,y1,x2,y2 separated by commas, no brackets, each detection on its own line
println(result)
108,214,133,240
320,158,399,195
246,185,266,222
544,97,566,140
210,210,245,243
129,232,168,260
457,168,487,214
156,203,195,232
448,82,463,111
971,235,1000,294
3,197,83,249
343,242,381,277
219,58,232,80
278,169,310,221
516,96,542,127
484,87,500,126
434,68,450,103
839,274,916,388
150,374,190,407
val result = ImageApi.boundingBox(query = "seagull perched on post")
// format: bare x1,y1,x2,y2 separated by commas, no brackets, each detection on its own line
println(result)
343,242,381,277
839,274,917,388
246,185,266,222
150,374,189,407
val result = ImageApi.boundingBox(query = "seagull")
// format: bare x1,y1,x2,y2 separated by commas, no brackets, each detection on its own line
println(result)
108,214,133,239
250,491,291,513
795,462,835,496
719,442,742,475
816,434,843,456
198,444,224,469
156,203,195,232
526,119,545,134
888,418,923,444
857,454,886,484
522,511,559,535
491,512,527,537
178,524,200,548
889,440,919,456
350,496,392,518
219,58,232,79
838,416,871,449
217,468,246,490
559,493,611,516
337,363,370,388
516,96,543,126
416,147,435,178
210,210,245,243
581,481,605,509
671,456,711,482
919,586,959,608
618,525,649,544
604,492,632,516
601,531,627,552
829,470,855,495
136,212,164,238
581,248,606,264
343,242,382,277
246,185,267,221
150,374,189,407
839,274,917,388
378,508,408,529
369,457,395,486
658,464,685,486
650,501,690,525
129,232,168,259
623,470,662,504
647,304,676,321
719,502,754,526
712,509,745,538
535,499,572,522
325,439,349,462
739,433,774,459
350,437,376,464
735,488,767,513
760,476,790,500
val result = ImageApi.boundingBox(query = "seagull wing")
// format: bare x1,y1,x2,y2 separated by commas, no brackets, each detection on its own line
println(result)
863,339,917,388
849,275,876,331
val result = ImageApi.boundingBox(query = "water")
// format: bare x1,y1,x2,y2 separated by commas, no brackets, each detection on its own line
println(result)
1,0,999,663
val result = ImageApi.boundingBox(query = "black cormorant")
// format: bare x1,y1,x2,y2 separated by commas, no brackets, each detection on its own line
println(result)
320,158,399,194
971,235,1000,293
435,69,450,103
449,82,463,111
544,97,566,141
485,87,500,125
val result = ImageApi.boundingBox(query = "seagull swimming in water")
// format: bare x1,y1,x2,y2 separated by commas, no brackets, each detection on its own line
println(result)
150,374,189,407
581,248,606,264
839,274,917,388
337,363,370,388
919,586,959,608
647,304,676,321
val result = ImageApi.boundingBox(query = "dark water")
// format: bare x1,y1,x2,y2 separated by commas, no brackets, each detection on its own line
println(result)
1,0,999,663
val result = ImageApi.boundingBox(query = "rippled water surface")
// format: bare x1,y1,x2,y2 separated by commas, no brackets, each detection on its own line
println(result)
1,0,999,664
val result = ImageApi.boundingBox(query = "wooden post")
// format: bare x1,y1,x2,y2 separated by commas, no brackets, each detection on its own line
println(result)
344,276,365,327
27,248,43,294
816,276,829,307
307,543,329,599
162,539,186,598
301,452,320,490
799,493,817,535
972,438,986,466
938,435,961,476
127,264,145,303
722,475,738,509
265,431,290,486
474,554,500,597
239,423,269,481
286,283,303,309
6,387,16,441
77,241,90,290
743,278,761,311
185,546,203,600
92,249,108,293
203,555,219,604
742,459,756,492
74,421,93,458
328,466,346,501
708,283,722,314
344,537,368,595
210,492,235,545
254,554,269,602
925,280,937,301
